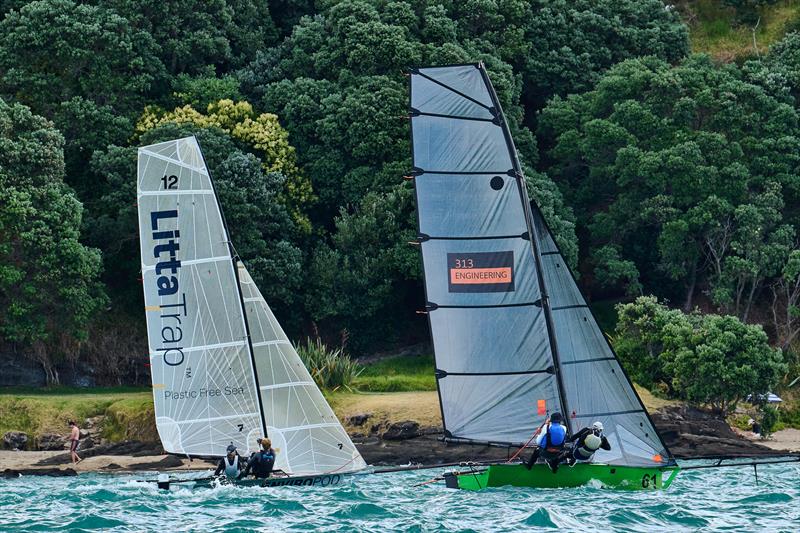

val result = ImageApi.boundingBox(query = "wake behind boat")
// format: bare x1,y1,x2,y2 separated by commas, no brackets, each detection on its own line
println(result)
408,63,678,490
136,137,366,488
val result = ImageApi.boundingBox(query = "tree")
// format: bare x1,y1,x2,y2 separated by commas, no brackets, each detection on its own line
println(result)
520,0,689,114
539,55,800,310
615,296,786,414
102,0,279,73
0,99,106,383
0,0,165,117
665,314,785,415
615,296,690,391
137,99,313,231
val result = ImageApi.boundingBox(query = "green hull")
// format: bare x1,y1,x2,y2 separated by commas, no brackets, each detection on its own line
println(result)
453,463,679,491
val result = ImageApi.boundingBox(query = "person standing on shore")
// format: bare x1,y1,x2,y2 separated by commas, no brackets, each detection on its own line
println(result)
68,421,81,464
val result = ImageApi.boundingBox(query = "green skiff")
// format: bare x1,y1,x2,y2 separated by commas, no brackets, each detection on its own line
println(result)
449,463,680,491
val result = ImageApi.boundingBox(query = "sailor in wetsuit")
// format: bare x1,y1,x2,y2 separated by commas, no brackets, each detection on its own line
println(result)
214,444,245,479
242,437,276,479
563,421,611,466
524,412,567,473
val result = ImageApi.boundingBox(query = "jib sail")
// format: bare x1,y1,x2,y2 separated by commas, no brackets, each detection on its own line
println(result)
410,64,674,467
237,262,366,475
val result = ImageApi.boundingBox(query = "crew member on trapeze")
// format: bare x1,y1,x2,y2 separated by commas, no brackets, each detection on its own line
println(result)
562,421,611,466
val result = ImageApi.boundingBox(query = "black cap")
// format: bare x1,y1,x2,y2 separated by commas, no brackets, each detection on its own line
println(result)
226,444,237,453
550,412,563,423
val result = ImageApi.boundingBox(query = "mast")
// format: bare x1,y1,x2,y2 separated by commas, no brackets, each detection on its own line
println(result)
196,138,269,441
476,64,572,433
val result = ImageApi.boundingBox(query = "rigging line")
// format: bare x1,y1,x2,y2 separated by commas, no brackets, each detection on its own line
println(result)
506,421,546,463
413,70,494,112
679,456,800,471
410,109,497,123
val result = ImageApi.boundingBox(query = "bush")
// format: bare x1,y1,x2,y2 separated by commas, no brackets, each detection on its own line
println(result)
760,405,780,437
295,337,362,391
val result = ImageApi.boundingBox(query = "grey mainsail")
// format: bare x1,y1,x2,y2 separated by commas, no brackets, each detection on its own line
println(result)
410,64,564,444
138,137,365,474
410,64,674,467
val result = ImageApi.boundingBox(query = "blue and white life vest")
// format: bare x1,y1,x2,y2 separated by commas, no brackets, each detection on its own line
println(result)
223,455,239,478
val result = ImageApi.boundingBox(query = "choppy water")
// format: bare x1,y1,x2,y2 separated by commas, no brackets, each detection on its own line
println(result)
1,461,798,532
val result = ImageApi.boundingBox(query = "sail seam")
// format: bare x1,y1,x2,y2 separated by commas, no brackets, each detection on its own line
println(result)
436,369,554,377
270,422,343,432
259,381,315,391
251,339,291,347
551,304,590,311
414,70,494,112
139,148,208,173
142,255,229,271
149,340,247,357
431,302,536,309
139,189,214,196
572,409,645,418
165,413,261,425
414,169,515,176
420,234,526,241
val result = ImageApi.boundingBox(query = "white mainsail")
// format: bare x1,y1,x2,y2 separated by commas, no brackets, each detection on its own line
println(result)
137,136,364,474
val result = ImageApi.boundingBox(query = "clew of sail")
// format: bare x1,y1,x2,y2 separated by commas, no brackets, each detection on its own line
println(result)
531,208,674,467
137,137,263,457
410,64,564,444
237,263,366,475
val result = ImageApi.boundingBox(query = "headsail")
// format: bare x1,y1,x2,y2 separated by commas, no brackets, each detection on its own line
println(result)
531,209,674,466
137,137,264,456
237,263,366,475
410,64,565,444
410,64,674,467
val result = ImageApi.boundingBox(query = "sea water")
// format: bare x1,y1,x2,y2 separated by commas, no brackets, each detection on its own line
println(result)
1,462,798,532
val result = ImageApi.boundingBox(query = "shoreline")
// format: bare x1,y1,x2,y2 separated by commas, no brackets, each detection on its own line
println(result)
3,426,797,477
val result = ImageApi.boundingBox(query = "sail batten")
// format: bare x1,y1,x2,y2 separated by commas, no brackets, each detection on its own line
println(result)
411,64,674,466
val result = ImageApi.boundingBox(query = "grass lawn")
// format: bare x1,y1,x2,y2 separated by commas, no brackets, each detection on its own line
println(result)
0,387,156,447
354,354,436,392
685,0,800,60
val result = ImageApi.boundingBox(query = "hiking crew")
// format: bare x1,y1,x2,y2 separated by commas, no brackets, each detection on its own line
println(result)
242,438,276,479
563,421,611,466
524,412,567,473
214,444,245,479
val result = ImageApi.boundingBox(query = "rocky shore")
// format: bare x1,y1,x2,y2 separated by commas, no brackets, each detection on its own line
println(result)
2,406,794,477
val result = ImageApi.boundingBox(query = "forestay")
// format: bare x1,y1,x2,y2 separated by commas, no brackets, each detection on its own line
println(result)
137,137,263,457
410,64,564,444
237,262,366,475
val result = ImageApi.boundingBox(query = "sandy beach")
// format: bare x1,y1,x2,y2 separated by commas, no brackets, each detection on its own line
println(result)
736,428,800,453
1,450,215,474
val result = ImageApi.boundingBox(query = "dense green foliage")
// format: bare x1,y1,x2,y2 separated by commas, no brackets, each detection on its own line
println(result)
616,297,786,414
2,0,800,394
0,100,106,382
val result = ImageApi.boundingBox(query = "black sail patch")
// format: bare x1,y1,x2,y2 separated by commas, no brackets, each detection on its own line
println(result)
447,251,514,293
